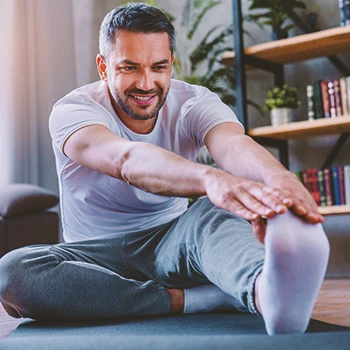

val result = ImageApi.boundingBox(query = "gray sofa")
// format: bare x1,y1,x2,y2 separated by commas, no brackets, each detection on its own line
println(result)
0,184,59,257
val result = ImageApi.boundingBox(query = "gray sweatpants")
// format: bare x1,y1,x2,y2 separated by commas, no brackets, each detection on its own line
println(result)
0,197,264,320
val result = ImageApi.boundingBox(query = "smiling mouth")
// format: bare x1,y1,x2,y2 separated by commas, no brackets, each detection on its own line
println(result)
129,94,158,106
131,95,155,100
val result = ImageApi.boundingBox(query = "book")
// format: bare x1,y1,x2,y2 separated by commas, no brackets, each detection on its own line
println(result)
339,77,349,116
313,80,324,119
333,79,343,116
306,168,321,205
331,166,341,205
339,166,346,205
302,171,312,199
295,170,303,183
306,85,315,120
317,169,327,207
320,80,331,118
344,165,350,205
328,80,337,118
324,168,333,206
347,77,350,111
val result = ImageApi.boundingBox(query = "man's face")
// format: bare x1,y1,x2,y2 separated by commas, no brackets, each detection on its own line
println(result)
98,30,174,122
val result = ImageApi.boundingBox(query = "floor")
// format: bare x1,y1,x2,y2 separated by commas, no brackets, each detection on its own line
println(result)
0,279,349,338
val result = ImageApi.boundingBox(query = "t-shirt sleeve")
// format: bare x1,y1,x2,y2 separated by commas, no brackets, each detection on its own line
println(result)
49,102,111,156
184,87,244,147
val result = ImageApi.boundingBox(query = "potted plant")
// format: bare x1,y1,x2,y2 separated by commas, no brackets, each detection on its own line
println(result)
263,84,301,126
246,0,306,40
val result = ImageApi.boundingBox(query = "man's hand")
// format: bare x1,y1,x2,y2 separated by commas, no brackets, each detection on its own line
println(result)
205,169,289,222
205,124,323,223
250,173,325,245
204,169,324,245
264,172,324,225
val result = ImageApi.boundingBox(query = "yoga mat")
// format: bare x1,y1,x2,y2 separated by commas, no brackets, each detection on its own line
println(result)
1,313,349,349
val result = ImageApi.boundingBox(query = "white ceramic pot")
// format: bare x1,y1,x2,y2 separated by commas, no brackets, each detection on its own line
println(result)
270,108,294,126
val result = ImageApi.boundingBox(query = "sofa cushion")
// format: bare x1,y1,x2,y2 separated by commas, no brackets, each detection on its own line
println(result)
0,184,58,219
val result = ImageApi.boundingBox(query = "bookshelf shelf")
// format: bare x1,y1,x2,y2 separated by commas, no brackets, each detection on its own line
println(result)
231,1,350,218
319,205,350,216
222,26,350,67
248,115,350,140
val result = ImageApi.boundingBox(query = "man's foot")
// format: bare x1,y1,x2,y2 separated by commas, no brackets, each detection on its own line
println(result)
256,210,329,335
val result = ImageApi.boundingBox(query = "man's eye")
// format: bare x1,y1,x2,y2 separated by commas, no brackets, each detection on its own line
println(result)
122,66,136,72
153,66,167,71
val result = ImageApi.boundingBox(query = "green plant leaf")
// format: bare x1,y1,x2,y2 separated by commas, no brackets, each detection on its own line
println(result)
181,0,192,27
220,93,237,108
194,0,211,9
186,24,222,72
263,84,301,111
189,26,233,73
207,45,233,73
247,11,272,19
187,0,221,40
282,1,306,11
249,0,270,10
247,0,307,34
282,23,296,32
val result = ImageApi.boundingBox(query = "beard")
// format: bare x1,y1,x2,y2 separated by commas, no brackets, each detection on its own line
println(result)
109,86,170,121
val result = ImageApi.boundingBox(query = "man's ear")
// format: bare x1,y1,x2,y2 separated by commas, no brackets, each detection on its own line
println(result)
96,54,108,82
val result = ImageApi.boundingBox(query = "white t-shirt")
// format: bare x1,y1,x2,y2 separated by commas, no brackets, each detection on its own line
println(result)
49,79,242,242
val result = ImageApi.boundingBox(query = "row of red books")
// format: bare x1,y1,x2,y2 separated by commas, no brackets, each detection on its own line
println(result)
295,166,350,207
306,78,350,120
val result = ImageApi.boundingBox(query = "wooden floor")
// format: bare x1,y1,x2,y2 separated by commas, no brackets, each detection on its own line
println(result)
0,279,349,338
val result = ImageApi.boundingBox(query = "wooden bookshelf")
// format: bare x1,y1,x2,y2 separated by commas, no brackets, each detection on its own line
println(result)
222,26,350,67
248,115,350,140
319,205,350,216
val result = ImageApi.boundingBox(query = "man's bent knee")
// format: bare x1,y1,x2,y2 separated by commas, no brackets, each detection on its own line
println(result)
0,245,53,318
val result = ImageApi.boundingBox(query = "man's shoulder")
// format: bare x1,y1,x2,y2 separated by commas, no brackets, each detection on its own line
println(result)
53,81,107,109
170,79,209,97
168,79,216,109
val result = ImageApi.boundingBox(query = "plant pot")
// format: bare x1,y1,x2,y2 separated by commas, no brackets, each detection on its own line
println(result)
270,108,294,126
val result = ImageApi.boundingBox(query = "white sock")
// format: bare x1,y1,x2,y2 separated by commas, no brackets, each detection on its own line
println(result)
258,210,330,335
183,284,240,314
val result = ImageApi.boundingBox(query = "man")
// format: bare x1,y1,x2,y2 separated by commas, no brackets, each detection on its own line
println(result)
0,3,329,335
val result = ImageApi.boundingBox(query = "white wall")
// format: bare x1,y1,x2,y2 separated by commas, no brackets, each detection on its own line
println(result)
72,0,124,86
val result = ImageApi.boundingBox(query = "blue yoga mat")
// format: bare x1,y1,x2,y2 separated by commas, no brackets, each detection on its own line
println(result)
1,313,349,349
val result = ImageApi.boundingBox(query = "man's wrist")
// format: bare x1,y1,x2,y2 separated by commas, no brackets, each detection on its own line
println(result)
264,169,298,187
202,167,227,195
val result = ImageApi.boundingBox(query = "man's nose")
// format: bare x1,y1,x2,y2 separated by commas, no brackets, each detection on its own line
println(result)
135,70,155,91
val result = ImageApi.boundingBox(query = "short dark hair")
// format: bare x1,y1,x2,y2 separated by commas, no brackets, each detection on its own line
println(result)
99,2,175,59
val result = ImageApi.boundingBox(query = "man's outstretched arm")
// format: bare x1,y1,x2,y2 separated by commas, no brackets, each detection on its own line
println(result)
204,122,324,225
63,124,289,221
